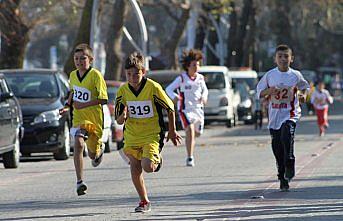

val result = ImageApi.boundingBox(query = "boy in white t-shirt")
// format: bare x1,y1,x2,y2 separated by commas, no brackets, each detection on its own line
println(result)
256,45,309,191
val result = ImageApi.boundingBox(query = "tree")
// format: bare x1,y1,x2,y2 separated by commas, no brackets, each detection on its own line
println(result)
63,0,94,75
0,0,58,69
104,0,128,80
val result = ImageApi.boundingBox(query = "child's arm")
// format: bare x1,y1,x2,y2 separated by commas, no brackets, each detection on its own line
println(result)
59,92,73,115
298,89,307,103
115,106,127,125
166,76,181,104
166,110,182,146
73,99,107,110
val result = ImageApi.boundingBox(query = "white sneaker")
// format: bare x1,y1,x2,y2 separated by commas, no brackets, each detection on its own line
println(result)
186,157,195,167
91,143,105,167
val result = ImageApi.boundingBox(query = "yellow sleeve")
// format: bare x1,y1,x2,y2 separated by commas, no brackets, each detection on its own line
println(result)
94,70,108,100
153,83,174,112
114,86,126,118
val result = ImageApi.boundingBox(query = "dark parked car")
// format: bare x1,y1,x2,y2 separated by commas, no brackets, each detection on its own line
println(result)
0,74,23,168
147,70,182,130
1,69,71,160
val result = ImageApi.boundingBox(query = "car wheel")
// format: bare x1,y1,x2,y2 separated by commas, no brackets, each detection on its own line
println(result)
3,131,20,168
54,122,71,160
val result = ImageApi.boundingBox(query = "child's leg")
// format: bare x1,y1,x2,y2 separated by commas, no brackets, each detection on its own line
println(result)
185,124,195,158
127,154,149,202
74,135,85,181
269,128,284,180
280,121,296,179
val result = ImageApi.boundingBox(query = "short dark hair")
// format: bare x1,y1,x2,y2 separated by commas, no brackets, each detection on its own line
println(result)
180,49,203,71
74,43,94,59
125,52,145,70
275,44,292,55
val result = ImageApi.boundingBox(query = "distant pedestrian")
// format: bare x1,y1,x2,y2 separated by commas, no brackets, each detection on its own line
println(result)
59,43,108,196
115,52,182,213
311,82,334,136
256,44,309,191
166,49,208,167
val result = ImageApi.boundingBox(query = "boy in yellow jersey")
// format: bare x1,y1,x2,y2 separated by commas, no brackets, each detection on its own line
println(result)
115,52,182,213
59,43,108,196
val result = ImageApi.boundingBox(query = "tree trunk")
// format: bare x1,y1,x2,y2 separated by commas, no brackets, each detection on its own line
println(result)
226,1,237,67
63,0,94,76
105,0,128,81
242,1,256,68
234,0,253,67
0,0,30,69
160,8,190,69
194,16,206,50
269,0,292,46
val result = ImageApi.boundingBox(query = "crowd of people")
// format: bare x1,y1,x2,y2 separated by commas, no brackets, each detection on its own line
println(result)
59,42,336,213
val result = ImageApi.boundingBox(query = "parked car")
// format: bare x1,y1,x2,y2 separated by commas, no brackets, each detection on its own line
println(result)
2,69,71,160
0,74,23,168
147,70,183,130
105,80,125,150
198,66,240,127
102,104,113,153
228,69,258,124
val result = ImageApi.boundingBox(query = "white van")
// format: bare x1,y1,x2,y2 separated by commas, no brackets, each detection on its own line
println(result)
198,66,240,127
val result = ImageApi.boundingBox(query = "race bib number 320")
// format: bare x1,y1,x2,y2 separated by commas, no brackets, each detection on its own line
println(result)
127,100,154,118
73,85,91,103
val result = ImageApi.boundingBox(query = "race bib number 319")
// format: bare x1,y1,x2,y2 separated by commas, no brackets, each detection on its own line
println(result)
73,86,91,103
127,100,154,118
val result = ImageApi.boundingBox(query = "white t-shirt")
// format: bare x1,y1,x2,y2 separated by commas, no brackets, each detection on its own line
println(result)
166,72,208,111
310,89,333,110
256,67,309,130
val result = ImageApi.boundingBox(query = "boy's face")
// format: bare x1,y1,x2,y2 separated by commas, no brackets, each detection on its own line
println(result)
74,51,92,71
188,60,200,74
318,83,325,90
126,67,145,88
274,50,293,71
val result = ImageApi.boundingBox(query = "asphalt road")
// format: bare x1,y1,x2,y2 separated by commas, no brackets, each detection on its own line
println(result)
1,101,342,221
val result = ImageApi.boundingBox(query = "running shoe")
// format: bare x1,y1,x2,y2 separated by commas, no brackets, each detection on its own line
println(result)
76,181,88,196
279,178,289,191
91,143,105,167
284,166,295,181
186,157,195,167
135,200,151,213
154,155,162,172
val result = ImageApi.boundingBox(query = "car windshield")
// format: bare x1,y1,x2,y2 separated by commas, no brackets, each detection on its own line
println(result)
236,82,250,100
232,78,257,90
4,73,59,98
107,86,119,101
148,75,178,89
201,72,226,89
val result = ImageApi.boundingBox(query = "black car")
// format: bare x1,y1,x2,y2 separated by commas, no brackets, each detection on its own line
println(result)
2,69,71,160
0,74,23,168
147,70,182,130
236,82,254,124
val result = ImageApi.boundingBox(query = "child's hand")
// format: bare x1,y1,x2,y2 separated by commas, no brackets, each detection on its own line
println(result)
116,106,127,124
298,93,306,103
59,107,69,115
166,130,182,146
269,87,280,95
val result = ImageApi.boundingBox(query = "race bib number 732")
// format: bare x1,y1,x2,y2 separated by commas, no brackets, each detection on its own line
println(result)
127,100,154,118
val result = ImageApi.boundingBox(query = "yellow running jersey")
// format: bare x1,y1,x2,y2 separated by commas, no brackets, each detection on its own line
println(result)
115,78,174,146
69,67,108,134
